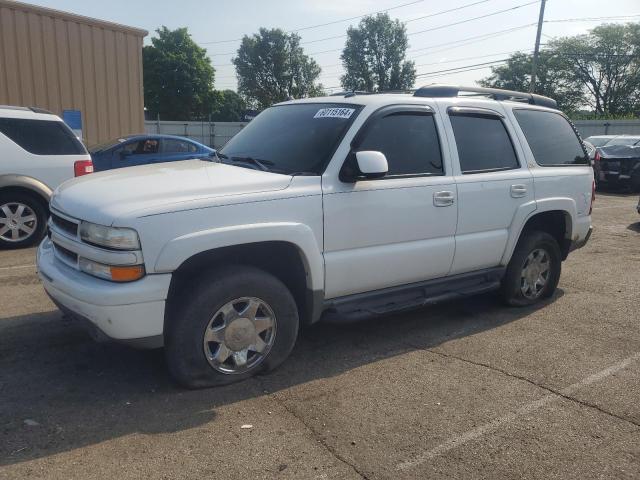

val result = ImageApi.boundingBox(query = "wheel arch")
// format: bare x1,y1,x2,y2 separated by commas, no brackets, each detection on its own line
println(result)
163,237,324,333
0,175,52,211
503,200,576,264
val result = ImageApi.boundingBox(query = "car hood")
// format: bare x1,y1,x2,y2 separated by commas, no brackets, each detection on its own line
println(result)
51,160,293,225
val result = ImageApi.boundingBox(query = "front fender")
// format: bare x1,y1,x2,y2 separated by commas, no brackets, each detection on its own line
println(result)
154,222,324,292
501,197,576,265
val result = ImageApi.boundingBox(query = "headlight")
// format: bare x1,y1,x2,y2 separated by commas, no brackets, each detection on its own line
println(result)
79,258,145,282
79,221,140,250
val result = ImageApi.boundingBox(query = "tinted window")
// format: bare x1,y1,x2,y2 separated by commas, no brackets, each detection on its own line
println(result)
585,136,615,147
603,136,640,146
450,114,519,173
514,110,588,166
164,138,198,153
356,112,443,176
220,103,361,175
0,118,86,155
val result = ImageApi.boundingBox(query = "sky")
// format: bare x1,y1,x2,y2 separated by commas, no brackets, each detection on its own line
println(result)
24,0,640,93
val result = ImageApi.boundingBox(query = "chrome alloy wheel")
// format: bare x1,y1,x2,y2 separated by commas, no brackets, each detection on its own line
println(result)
520,248,551,300
0,202,37,243
203,297,277,374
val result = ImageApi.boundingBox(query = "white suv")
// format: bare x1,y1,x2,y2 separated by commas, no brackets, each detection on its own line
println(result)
0,106,93,248
37,86,594,388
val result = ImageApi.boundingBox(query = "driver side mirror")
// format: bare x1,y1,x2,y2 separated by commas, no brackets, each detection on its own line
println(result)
120,150,133,159
355,151,388,179
339,150,389,183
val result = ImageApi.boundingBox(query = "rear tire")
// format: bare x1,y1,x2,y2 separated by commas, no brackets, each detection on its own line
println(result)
165,265,299,388
0,192,47,249
501,231,561,307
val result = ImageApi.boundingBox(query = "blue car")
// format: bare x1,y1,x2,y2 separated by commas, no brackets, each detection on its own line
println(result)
89,134,216,172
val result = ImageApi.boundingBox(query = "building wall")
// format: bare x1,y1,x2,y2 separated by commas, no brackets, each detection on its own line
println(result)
0,0,147,147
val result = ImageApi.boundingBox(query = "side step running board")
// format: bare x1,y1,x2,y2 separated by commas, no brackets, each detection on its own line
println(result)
321,267,505,322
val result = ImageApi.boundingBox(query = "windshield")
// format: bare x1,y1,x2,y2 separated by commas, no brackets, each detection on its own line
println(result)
585,136,616,147
219,103,362,175
603,136,640,146
89,137,128,153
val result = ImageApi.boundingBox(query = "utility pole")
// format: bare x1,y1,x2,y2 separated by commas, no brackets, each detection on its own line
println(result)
529,0,547,93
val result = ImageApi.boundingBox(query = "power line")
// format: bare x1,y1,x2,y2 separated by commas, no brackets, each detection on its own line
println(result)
303,0,536,45
317,50,524,79
408,0,539,37
199,0,425,45
415,58,509,77
207,0,507,54
545,14,640,23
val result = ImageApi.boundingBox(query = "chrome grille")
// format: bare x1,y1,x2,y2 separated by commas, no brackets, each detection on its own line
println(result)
51,212,78,238
53,242,78,265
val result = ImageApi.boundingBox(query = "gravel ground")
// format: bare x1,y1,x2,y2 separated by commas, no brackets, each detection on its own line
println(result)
1,192,639,480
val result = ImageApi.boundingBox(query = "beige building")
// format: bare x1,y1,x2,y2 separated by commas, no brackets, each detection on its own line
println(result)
0,0,147,146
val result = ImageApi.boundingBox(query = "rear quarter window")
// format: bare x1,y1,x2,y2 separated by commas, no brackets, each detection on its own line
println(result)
513,110,588,166
0,118,86,155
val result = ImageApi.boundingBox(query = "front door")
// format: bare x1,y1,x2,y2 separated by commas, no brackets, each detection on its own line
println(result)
322,104,458,299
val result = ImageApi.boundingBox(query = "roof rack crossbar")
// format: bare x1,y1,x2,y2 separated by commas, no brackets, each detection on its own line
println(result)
413,84,557,109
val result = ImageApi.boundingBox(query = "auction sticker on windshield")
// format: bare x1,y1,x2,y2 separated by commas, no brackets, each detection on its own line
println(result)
314,108,355,119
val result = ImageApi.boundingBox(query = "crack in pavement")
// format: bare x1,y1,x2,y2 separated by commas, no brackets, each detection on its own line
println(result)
423,348,640,429
253,377,371,480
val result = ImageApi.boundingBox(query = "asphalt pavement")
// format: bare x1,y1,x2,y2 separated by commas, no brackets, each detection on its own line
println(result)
1,192,639,479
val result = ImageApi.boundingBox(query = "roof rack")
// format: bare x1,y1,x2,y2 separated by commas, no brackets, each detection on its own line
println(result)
29,107,54,114
329,91,374,98
413,84,558,109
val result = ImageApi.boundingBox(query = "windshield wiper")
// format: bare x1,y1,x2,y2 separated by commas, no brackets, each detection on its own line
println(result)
217,153,273,172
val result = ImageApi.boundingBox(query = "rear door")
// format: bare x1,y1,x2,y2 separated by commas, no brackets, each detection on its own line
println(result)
442,104,535,275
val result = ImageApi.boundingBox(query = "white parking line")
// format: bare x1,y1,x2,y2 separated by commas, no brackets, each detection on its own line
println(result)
397,352,640,471
0,264,36,271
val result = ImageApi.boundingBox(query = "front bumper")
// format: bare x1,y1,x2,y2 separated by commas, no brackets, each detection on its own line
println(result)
37,237,171,347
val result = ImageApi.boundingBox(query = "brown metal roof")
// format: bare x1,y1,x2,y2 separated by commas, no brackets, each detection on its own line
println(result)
0,0,148,36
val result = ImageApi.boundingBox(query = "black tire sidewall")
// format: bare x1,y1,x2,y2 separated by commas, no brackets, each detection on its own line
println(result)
0,192,47,249
502,231,561,306
165,266,299,388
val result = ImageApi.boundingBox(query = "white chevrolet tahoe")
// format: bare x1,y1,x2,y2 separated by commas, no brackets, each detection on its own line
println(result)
37,85,594,388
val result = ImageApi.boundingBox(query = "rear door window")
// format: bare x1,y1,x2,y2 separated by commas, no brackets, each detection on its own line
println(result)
513,109,588,166
0,118,86,155
449,113,519,174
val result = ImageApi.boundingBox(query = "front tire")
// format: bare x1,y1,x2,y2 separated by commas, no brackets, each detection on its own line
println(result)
501,231,561,306
165,266,299,388
0,192,47,249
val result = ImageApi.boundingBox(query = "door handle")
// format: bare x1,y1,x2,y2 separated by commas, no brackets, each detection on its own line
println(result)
510,184,527,198
433,191,455,207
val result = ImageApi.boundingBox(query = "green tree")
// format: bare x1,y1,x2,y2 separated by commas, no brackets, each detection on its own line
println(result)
210,90,247,122
143,27,215,120
233,28,322,109
550,23,640,115
479,52,584,112
341,13,416,92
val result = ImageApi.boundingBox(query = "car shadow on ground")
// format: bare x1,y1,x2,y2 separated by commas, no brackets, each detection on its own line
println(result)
627,222,640,233
0,290,563,465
